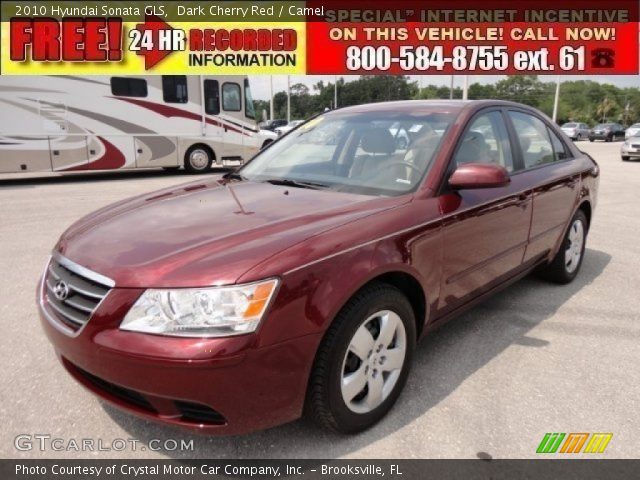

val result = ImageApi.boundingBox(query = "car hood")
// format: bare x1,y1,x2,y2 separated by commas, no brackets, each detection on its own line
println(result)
56,179,404,287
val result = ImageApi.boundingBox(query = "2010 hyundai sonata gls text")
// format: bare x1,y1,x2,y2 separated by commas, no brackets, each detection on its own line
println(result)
39,100,599,435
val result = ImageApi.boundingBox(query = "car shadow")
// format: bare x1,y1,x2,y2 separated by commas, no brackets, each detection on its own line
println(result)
103,248,611,459
0,168,232,189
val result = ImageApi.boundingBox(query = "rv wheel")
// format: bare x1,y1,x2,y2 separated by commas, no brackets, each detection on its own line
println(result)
185,145,213,173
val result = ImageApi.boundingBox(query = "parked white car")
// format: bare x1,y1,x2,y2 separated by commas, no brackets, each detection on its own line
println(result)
275,120,305,136
259,129,278,148
561,122,590,141
621,134,640,161
625,123,640,140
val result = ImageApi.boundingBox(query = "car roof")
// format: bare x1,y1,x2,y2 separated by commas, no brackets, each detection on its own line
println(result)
331,99,541,115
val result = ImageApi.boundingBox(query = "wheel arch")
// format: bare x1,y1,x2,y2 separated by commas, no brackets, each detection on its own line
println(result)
578,200,592,230
326,269,429,342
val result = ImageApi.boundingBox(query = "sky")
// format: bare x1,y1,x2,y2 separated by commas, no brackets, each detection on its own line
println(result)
250,75,640,100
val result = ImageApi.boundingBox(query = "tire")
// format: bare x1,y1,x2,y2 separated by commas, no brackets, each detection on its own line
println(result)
184,145,213,174
537,210,588,284
589,138,594,142
261,139,273,150
306,283,416,434
622,156,630,161
605,136,612,143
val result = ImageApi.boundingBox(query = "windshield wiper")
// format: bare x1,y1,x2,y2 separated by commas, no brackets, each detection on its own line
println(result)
263,178,329,190
222,171,248,181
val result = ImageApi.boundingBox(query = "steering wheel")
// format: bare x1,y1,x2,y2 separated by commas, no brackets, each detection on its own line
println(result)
376,161,423,176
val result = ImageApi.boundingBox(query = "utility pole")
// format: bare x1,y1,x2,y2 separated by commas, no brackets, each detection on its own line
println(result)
552,76,561,123
334,75,338,109
286,75,291,122
269,75,274,120
449,75,454,99
462,75,469,100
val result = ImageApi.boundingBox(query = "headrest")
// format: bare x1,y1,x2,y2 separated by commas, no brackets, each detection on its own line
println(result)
361,128,396,154
457,130,488,163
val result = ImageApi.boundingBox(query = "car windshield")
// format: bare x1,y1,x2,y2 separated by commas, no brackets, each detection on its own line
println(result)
630,124,640,128
239,110,454,196
562,123,577,128
594,124,612,129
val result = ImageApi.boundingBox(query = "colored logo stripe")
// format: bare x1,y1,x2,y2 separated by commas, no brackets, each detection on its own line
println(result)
583,433,613,453
537,433,613,454
537,433,566,453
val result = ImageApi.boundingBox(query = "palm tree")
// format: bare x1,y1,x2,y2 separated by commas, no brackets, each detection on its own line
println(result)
596,97,615,123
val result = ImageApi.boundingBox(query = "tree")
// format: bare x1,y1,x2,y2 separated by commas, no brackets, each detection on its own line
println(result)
596,97,616,123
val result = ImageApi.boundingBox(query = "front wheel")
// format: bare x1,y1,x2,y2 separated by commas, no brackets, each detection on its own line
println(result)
306,283,416,434
537,210,588,284
184,146,213,174
622,156,630,161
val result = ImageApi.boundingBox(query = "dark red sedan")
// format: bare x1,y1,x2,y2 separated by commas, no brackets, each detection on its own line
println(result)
38,100,598,435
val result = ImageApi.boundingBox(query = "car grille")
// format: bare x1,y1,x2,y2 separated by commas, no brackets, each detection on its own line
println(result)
74,364,157,413
175,401,227,425
44,257,111,332
67,360,227,425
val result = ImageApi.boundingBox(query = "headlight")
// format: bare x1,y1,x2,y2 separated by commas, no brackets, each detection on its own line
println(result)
120,279,279,337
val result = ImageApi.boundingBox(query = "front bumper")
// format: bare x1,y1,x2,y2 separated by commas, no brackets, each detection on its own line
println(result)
621,145,640,158
38,274,322,435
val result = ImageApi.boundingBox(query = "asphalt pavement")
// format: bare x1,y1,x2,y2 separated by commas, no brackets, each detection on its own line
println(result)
0,141,638,459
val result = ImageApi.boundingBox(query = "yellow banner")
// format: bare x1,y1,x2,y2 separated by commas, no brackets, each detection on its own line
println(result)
1,20,306,75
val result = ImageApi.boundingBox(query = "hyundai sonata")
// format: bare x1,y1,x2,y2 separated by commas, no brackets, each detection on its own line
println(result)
39,100,599,434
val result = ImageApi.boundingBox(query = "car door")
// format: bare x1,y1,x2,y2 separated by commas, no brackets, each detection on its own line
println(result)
437,109,532,314
505,110,580,263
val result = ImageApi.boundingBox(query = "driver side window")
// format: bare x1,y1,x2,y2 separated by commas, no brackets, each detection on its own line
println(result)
454,111,514,172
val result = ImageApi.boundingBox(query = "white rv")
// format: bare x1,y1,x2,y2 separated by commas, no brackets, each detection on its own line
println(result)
0,75,275,174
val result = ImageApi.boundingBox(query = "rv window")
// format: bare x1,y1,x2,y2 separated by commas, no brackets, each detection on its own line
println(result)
110,77,147,97
222,83,241,111
162,76,188,103
204,80,220,115
244,79,256,119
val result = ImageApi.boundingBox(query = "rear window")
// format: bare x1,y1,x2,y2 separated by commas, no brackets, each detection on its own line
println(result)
110,77,147,97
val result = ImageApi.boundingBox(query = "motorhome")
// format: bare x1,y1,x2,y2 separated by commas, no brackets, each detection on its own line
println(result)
0,75,275,174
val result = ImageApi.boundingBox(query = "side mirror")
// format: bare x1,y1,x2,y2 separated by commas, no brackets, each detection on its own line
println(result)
448,163,510,190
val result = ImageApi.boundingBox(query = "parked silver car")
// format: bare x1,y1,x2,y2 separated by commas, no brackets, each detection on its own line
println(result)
624,123,640,140
621,134,640,161
561,122,590,141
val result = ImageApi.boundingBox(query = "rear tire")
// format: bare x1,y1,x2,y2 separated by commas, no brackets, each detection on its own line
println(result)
306,283,416,434
184,145,213,174
537,210,588,284
622,156,630,161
